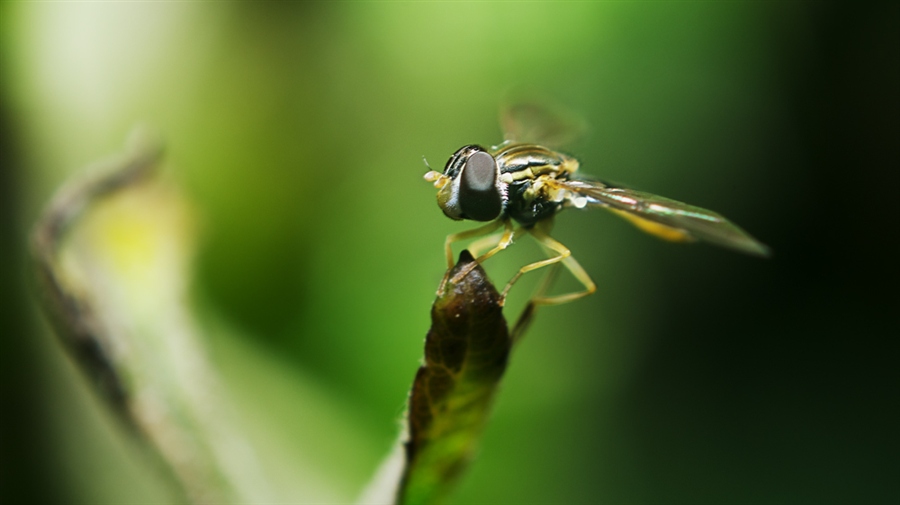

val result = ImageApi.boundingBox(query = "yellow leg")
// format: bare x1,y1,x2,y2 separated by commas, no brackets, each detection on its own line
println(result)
443,220,503,269
467,232,504,258
449,219,517,284
499,225,596,306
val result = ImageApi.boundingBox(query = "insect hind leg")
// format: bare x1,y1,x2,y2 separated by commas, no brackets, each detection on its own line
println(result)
500,225,596,306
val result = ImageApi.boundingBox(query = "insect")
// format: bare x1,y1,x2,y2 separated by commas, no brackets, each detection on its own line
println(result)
424,102,770,306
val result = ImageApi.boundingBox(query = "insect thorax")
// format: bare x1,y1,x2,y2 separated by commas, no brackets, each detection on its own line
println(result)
493,144,576,227
504,179,563,227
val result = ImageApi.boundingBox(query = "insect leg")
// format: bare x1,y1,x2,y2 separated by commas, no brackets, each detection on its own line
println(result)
510,262,562,345
467,232,505,258
438,219,506,295
443,219,503,269
449,219,517,284
499,226,596,306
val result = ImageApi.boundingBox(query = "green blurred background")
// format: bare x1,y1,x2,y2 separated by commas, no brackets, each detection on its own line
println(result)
1,2,897,504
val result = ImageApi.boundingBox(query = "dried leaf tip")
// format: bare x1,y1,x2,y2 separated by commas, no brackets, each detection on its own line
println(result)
399,251,512,505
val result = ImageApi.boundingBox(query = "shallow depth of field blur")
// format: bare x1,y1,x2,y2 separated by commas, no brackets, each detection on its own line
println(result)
1,2,897,504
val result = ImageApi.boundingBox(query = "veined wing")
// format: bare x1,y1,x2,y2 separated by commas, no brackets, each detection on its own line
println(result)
554,179,771,257
499,99,586,149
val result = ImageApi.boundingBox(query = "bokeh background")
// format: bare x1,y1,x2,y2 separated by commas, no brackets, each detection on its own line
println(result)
1,2,897,504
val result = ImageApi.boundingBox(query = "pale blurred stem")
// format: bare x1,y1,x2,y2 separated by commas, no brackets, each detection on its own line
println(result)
29,137,270,504
30,143,162,417
28,142,191,496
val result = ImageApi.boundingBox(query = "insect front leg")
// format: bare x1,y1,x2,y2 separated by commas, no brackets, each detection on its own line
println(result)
466,232,505,258
449,219,517,285
443,219,503,269
438,219,506,295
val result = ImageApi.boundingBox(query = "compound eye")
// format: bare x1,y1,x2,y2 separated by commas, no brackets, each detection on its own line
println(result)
462,151,496,192
458,151,502,221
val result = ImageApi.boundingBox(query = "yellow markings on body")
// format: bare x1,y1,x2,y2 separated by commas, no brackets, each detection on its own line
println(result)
500,168,535,184
609,209,695,242
559,157,580,176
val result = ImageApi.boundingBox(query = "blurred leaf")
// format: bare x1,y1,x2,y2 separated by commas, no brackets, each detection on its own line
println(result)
30,131,274,504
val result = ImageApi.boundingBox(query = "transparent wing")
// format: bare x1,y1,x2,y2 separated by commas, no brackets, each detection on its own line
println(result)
499,99,587,149
554,179,771,257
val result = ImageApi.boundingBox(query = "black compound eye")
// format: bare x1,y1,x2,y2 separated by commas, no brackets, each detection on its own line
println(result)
458,150,502,221
462,151,496,191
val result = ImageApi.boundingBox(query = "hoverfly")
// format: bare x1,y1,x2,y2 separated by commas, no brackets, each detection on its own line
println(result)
424,102,769,306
